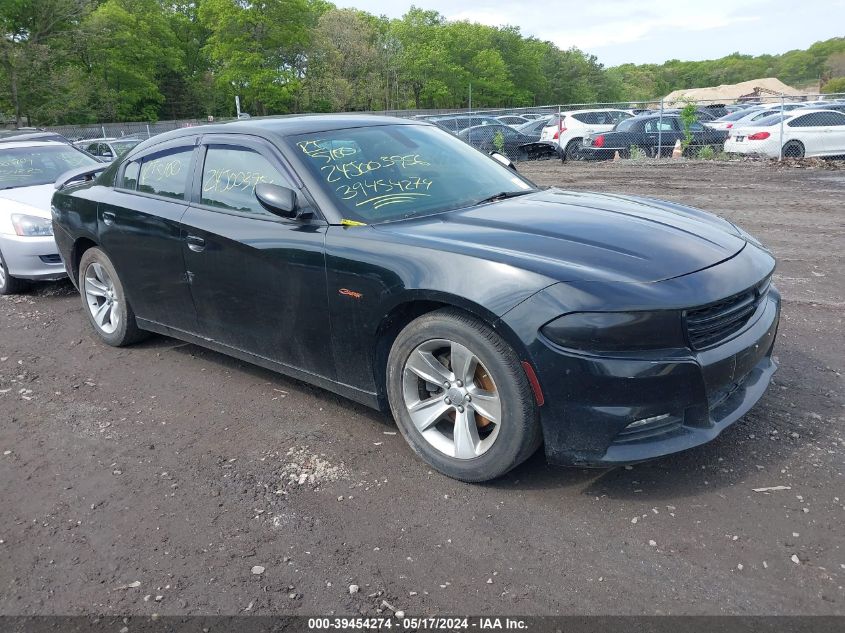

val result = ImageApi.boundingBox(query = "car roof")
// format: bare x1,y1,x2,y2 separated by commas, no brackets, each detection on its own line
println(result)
125,115,428,156
0,139,71,149
0,130,71,144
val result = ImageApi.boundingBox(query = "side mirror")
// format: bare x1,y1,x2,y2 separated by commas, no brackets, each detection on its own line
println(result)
490,151,517,172
255,182,300,219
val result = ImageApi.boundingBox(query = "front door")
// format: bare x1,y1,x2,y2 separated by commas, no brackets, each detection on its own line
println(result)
180,137,334,379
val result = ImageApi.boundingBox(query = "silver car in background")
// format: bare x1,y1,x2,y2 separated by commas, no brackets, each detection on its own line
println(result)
0,140,100,294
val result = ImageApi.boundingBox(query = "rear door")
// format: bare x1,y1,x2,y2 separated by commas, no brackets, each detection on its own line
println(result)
786,113,826,154
179,134,334,378
98,139,199,332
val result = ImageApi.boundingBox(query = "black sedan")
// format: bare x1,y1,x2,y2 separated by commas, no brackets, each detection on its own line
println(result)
580,114,728,160
51,115,780,482
456,123,558,160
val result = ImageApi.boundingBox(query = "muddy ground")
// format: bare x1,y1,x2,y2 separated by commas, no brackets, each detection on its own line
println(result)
1,159,843,616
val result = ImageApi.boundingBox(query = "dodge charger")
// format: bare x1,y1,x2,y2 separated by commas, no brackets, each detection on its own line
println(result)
51,116,780,482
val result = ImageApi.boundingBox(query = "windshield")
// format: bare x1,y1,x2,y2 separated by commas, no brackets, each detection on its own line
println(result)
111,140,140,156
0,144,98,189
290,124,536,224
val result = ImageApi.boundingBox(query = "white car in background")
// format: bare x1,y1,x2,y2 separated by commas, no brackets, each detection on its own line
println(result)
708,104,806,131
724,109,845,159
540,109,633,160
0,140,100,294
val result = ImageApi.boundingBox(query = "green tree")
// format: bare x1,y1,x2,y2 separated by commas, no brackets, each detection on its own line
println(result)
822,77,845,94
198,0,326,116
0,0,91,125
79,0,185,122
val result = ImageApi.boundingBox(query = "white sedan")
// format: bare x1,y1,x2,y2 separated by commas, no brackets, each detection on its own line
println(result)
0,139,100,294
724,109,845,159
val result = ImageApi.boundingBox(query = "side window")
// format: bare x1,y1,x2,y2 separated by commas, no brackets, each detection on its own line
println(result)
200,146,289,216
689,121,704,132
788,115,815,128
138,148,193,200
85,143,100,155
812,112,845,126
121,161,140,190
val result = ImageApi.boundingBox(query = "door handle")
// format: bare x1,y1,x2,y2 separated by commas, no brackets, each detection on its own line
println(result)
186,235,206,252
102,211,116,226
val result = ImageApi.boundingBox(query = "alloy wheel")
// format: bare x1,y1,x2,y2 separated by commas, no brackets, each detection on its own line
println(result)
84,262,120,335
401,338,502,459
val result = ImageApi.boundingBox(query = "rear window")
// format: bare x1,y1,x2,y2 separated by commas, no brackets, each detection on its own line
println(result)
720,109,760,122
615,119,637,132
752,114,786,127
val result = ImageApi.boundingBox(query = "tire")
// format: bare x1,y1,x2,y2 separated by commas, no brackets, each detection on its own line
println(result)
386,308,541,482
0,248,28,295
561,139,581,162
78,247,146,346
782,141,805,159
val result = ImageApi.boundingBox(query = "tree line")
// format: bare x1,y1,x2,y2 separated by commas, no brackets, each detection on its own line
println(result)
1,0,843,126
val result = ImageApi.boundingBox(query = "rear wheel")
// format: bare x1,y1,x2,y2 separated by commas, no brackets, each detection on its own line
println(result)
782,141,805,158
386,308,541,482
561,139,581,162
0,248,28,295
78,247,147,346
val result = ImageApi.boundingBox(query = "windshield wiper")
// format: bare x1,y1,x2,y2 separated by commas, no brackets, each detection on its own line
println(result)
472,189,535,206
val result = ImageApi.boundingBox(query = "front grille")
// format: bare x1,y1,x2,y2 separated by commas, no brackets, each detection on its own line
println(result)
39,254,62,264
685,277,770,349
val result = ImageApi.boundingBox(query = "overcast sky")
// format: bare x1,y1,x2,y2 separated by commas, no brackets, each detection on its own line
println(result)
333,0,845,67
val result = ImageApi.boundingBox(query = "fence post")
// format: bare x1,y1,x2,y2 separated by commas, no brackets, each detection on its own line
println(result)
146,124,151,139
657,98,664,159
101,125,106,138
779,93,785,161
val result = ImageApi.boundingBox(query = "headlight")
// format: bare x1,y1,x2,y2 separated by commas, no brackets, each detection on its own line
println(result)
540,311,685,352
11,213,53,237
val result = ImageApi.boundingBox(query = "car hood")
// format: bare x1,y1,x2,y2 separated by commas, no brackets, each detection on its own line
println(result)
0,184,54,218
372,189,748,284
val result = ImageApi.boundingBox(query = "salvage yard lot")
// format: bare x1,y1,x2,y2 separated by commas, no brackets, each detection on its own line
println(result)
1,160,843,615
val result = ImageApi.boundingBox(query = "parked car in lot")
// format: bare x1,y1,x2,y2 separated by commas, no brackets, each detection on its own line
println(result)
52,115,779,482
539,109,633,160
73,137,144,162
495,115,531,127
708,105,805,131
420,114,501,133
456,123,557,160
0,140,100,294
725,109,845,158
580,114,728,160
513,116,555,141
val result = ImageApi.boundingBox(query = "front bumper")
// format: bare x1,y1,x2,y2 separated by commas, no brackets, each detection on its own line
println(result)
536,290,779,466
0,233,67,280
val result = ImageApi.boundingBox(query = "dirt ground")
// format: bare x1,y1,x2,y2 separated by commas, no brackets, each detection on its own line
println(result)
1,159,843,617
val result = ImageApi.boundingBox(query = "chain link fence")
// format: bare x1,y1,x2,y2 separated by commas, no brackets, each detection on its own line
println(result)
40,92,845,163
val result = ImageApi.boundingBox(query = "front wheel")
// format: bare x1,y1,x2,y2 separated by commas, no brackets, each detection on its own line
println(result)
0,248,28,295
78,247,147,346
386,309,541,482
